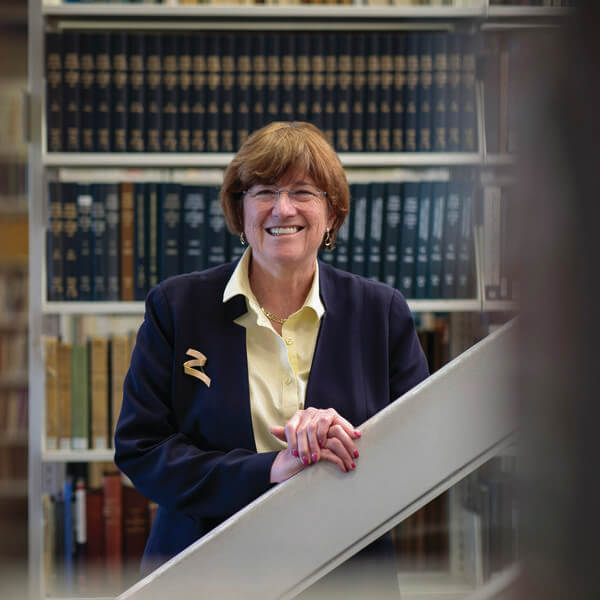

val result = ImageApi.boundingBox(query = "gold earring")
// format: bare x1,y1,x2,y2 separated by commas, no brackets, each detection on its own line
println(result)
323,229,333,250
240,232,247,246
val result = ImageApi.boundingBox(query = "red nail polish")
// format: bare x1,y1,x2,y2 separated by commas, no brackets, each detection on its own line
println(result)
302,456,309,465
354,450,359,459
355,430,362,437
312,453,317,462
351,462,356,469
292,449,298,457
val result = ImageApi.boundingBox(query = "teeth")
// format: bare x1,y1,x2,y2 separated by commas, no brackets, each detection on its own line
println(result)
268,227,300,236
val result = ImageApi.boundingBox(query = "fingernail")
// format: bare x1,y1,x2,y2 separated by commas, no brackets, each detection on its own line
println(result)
355,430,362,437
354,450,359,459
351,462,356,469
312,453,318,462
318,440,323,448
302,456,309,465
292,449,298,457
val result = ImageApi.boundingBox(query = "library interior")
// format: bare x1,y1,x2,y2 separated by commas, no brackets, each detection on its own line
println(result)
0,0,598,599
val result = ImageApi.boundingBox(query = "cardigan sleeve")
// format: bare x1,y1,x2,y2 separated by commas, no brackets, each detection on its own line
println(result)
388,290,430,401
114,283,278,521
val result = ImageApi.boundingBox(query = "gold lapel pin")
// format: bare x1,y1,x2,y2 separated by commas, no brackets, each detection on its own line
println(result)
183,348,211,387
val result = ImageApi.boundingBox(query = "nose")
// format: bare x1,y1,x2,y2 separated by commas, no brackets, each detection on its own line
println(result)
272,190,297,217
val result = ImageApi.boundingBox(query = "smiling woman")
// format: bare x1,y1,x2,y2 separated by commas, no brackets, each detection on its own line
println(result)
114,122,429,591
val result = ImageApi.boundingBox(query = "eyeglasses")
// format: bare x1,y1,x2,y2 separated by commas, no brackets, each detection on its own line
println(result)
243,185,327,203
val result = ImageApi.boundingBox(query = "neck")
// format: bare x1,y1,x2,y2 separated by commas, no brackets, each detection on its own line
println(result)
248,254,316,320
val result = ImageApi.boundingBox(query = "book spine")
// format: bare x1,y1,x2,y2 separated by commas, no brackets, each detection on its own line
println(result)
405,33,419,152
310,33,325,131
70,344,89,450
366,182,384,281
236,35,252,149
58,341,73,449
89,337,109,450
122,485,149,583
94,33,112,152
91,185,107,301
103,472,123,592
483,186,502,301
62,183,79,301
80,34,95,152
432,33,448,152
483,34,500,155
158,183,182,281
392,34,406,152
397,182,419,298
264,33,281,129
206,186,227,269
351,33,367,152
178,34,192,152
382,182,402,288
146,183,159,289
221,34,235,152
134,183,147,300
191,34,206,152
365,33,380,152
47,182,64,301
378,34,393,153
334,217,350,272
120,182,135,301
428,182,446,299
323,34,336,147
296,34,310,123
441,181,461,299
63,479,74,593
182,185,207,273
206,33,221,152
63,32,81,152
110,335,129,447
336,34,352,152
163,33,179,152
44,337,59,450
447,34,461,152
128,33,145,152
105,184,120,301
112,32,128,152
281,35,296,123
417,33,433,152
456,182,475,299
146,33,163,152
46,32,64,152
415,181,432,299
76,184,93,301
461,34,477,152
349,183,368,277
252,33,267,132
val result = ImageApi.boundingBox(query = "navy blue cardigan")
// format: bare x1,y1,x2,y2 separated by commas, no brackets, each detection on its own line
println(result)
114,261,429,574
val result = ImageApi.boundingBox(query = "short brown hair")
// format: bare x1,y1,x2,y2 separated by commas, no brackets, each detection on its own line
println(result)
220,122,349,246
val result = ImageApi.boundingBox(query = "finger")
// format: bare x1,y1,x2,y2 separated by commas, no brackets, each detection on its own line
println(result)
296,414,314,465
327,424,360,461
319,448,348,473
306,414,322,463
331,412,361,439
285,412,303,458
324,436,355,472
315,412,334,450
269,426,287,441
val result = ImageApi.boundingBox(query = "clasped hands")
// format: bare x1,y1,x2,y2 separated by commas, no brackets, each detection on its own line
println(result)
269,407,361,484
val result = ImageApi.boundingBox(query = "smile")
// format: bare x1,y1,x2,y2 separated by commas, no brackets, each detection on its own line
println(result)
266,226,303,236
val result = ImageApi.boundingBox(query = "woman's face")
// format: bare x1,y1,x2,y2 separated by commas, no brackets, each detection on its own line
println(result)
242,169,334,273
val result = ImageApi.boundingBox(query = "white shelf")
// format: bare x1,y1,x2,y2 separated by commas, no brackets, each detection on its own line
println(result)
487,6,572,18
42,449,115,462
408,299,481,313
44,152,485,169
43,301,145,314
42,3,486,20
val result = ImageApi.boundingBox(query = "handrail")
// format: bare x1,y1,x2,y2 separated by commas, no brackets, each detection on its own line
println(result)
119,319,519,600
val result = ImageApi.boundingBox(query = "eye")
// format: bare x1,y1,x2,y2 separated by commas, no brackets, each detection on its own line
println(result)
253,188,276,198
293,189,317,201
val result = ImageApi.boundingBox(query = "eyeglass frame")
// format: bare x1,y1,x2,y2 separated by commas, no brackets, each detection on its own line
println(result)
241,185,328,203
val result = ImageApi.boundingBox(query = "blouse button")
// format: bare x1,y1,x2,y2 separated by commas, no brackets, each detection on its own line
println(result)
284,336,294,346
285,376,293,386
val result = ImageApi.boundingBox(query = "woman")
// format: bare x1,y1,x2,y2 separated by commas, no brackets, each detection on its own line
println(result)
114,122,429,582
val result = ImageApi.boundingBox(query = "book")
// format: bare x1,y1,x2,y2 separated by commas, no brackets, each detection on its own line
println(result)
482,185,502,300
162,33,179,152
44,337,60,450
447,33,461,152
71,343,89,450
91,184,107,301
392,34,406,152
252,33,267,133
159,183,182,281
415,181,432,299
181,185,207,273
111,32,128,152
221,34,235,152
432,33,448,152
382,182,402,287
461,34,477,152
336,34,352,152
206,186,227,269
94,33,112,152
441,181,461,299
133,183,147,301
122,482,150,586
398,182,419,298
63,479,75,594
351,33,366,152
191,34,206,152
378,33,393,153
47,181,64,301
110,335,130,447
206,33,221,152
89,336,109,450
103,471,123,592
178,33,192,153
128,33,145,152
62,183,79,301
46,32,63,152
417,33,433,152
76,184,93,301
349,183,368,277
105,184,121,301
366,182,384,281
58,341,73,450
80,33,95,152
63,32,81,152
456,182,474,299
146,33,163,153
146,182,159,289
310,33,325,131
296,33,310,123
334,217,350,272
120,182,135,301
428,182,446,299
236,34,252,149
281,35,296,123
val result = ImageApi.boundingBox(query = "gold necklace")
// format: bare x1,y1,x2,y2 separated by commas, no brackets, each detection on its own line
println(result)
260,306,287,324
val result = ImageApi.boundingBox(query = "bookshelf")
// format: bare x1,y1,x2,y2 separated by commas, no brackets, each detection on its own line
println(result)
27,1,540,598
